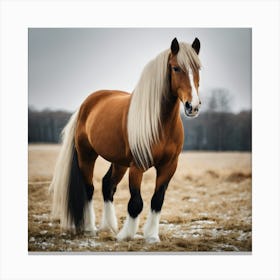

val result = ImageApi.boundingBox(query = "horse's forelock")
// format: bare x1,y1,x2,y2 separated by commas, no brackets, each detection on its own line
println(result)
177,42,201,73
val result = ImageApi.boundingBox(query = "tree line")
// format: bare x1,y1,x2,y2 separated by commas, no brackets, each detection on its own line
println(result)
28,108,72,143
28,109,251,151
182,110,251,151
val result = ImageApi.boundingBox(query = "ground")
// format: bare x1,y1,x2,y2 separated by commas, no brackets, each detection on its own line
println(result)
28,144,252,252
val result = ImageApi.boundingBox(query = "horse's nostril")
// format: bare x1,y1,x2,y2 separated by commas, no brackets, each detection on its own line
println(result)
185,102,192,110
194,107,199,113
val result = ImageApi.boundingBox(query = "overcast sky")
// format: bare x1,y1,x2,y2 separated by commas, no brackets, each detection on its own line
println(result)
28,28,251,113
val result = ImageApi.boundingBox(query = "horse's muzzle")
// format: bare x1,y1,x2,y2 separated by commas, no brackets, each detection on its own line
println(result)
184,101,199,118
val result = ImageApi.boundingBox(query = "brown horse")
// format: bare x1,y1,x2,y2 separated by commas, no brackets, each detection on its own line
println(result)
50,37,201,243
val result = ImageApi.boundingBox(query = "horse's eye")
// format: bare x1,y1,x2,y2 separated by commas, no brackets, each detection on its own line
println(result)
172,66,181,72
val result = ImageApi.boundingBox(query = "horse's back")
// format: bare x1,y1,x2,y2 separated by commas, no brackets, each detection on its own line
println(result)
76,90,132,165
78,90,128,115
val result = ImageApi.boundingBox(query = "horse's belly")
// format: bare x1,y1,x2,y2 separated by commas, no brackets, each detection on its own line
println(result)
90,129,130,166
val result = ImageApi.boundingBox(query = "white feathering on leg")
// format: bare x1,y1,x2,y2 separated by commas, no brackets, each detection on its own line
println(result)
84,199,97,234
117,214,139,241
100,201,118,233
143,210,161,243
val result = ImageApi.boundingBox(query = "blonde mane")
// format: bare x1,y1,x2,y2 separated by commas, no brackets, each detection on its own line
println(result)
127,42,201,170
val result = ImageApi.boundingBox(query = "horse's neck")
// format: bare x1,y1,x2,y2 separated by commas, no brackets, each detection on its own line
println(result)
161,94,181,125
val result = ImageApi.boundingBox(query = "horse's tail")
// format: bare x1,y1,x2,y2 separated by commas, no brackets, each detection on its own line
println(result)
49,109,80,230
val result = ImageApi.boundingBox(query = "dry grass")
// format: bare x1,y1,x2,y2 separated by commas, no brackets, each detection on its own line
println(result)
28,144,252,252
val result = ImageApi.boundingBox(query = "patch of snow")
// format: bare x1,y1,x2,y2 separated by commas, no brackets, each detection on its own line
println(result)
188,198,198,203
237,231,251,241
194,220,216,225
182,213,190,218
41,241,52,247
242,215,252,224
187,228,203,234
35,241,54,250
79,239,100,248
217,213,231,220
198,212,209,216
160,223,182,232
210,228,219,237
33,213,49,220
189,224,205,230
61,238,102,249
217,244,239,251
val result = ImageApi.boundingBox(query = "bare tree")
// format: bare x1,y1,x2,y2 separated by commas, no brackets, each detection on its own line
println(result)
207,88,232,112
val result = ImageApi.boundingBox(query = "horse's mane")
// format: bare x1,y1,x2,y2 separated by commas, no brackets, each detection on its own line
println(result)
127,42,201,170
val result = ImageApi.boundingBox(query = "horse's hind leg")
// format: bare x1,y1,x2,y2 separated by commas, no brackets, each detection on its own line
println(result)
100,164,127,233
75,143,98,233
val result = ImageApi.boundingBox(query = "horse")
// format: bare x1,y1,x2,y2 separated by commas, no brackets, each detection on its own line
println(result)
49,37,201,243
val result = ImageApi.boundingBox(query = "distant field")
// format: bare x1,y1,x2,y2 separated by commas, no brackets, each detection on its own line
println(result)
28,144,252,252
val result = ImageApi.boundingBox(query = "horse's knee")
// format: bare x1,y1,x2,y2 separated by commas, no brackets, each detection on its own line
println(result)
128,188,143,218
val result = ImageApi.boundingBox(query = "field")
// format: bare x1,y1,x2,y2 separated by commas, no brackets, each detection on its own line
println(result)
28,144,252,253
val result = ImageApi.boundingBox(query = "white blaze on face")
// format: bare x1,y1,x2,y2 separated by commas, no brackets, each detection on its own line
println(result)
189,70,200,110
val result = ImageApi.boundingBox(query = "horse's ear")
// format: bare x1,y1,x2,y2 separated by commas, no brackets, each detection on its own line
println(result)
192,37,200,55
171,38,179,55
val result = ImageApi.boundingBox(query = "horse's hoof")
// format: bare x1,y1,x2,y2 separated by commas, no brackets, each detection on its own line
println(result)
134,234,143,239
84,230,97,237
145,236,160,243
116,234,129,241
99,224,118,234
116,231,134,242
84,226,98,236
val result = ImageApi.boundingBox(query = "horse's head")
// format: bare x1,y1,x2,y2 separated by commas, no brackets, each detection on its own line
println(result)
169,37,201,118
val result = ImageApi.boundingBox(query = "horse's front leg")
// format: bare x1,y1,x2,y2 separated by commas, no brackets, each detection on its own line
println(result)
117,165,143,241
144,159,178,243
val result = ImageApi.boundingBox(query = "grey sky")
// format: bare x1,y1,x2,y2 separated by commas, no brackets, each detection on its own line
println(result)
28,28,251,113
